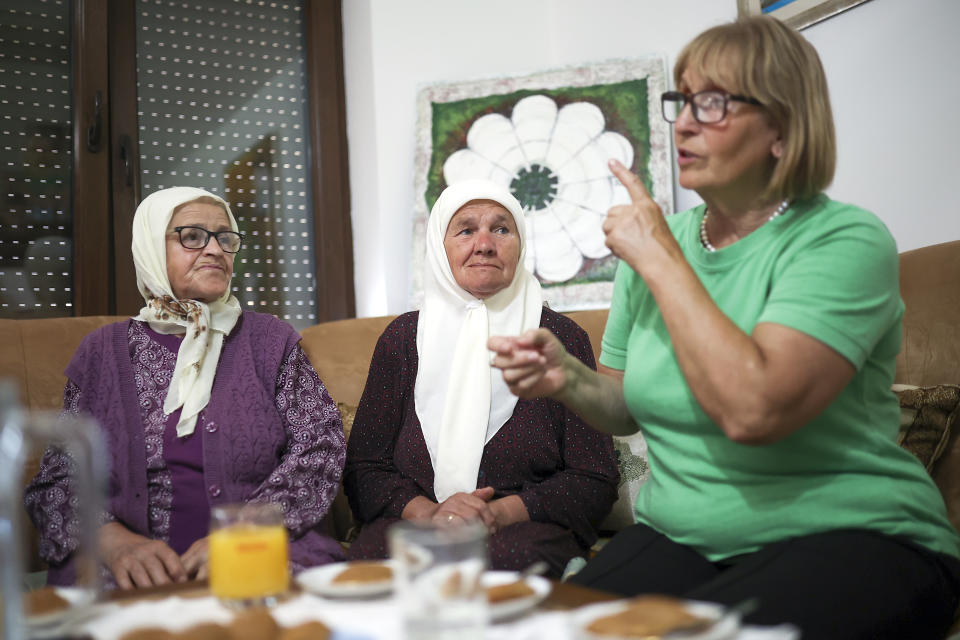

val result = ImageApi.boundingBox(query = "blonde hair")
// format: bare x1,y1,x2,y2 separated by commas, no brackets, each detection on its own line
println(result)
675,16,836,202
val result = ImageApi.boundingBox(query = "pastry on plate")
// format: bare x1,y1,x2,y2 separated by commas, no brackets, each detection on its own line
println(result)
25,586,71,616
330,561,393,584
485,580,536,603
279,620,332,640
228,607,281,640
586,595,710,637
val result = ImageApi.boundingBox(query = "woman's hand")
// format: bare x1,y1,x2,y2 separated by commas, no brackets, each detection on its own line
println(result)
432,489,531,534
98,522,187,589
603,159,680,275
488,329,571,400
180,537,210,580
491,329,638,436
403,488,499,532
430,487,497,531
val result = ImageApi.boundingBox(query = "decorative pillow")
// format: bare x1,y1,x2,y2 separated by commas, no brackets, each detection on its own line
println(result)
892,384,960,472
597,431,650,533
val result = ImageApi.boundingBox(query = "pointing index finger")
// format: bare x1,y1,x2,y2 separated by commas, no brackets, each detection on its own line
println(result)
609,158,651,204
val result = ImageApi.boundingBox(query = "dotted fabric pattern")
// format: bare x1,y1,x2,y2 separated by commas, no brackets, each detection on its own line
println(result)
343,308,620,577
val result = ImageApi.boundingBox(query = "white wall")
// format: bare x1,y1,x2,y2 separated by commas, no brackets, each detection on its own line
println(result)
343,0,960,317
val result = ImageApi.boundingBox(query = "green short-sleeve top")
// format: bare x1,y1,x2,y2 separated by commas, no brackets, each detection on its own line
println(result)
600,195,960,560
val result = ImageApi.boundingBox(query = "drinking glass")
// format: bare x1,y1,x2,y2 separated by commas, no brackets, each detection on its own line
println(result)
388,519,488,640
0,383,105,640
208,502,289,609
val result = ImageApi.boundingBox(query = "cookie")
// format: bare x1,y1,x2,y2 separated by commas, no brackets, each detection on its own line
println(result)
279,620,332,640
586,595,708,637
485,580,536,603
25,586,70,616
330,562,393,584
227,607,280,640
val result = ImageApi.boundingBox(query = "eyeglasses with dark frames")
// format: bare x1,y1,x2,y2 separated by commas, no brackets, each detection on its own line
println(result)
171,225,244,253
661,90,763,124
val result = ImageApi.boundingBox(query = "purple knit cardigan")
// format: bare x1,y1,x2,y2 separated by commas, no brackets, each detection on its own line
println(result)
34,311,345,584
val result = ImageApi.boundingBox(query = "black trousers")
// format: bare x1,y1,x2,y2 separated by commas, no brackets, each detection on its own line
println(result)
570,524,960,639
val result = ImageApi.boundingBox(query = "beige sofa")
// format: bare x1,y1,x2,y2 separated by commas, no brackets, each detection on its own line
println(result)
3,241,959,617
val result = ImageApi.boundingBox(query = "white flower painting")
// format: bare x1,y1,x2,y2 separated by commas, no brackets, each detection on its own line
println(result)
443,95,633,283
412,58,672,310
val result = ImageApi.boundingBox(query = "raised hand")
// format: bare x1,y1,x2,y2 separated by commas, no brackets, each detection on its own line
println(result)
603,159,676,272
488,328,570,400
99,522,187,589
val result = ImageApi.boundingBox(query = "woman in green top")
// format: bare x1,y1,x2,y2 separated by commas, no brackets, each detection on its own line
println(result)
489,15,960,639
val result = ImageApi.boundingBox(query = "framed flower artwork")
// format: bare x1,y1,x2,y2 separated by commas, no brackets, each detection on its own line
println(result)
411,57,672,311
737,0,874,30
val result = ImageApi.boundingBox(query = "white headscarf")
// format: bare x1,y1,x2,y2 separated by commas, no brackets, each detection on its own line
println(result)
416,179,543,502
131,187,242,438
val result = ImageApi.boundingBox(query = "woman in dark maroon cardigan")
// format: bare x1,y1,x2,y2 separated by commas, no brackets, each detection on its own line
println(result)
344,179,618,577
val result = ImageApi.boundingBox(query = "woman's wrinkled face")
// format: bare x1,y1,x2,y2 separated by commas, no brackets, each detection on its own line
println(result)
443,200,521,300
165,201,235,302
673,68,782,202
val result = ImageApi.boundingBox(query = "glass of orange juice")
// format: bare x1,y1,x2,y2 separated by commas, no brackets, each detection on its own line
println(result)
209,502,289,609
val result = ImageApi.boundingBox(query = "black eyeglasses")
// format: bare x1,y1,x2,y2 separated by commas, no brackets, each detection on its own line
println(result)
661,90,762,124
171,225,244,253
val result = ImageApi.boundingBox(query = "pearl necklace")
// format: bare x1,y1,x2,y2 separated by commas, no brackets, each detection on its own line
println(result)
699,199,790,253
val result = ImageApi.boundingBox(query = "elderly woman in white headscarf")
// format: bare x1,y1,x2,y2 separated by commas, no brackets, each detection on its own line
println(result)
343,179,618,576
25,187,346,590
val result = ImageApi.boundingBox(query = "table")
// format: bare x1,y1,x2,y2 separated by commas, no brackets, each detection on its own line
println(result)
105,578,618,610
43,579,799,640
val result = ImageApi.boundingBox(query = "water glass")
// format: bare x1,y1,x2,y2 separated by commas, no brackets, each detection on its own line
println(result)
388,519,488,640
208,502,289,609
0,392,105,640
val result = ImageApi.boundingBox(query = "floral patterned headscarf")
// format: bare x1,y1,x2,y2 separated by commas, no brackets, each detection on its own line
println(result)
131,187,242,438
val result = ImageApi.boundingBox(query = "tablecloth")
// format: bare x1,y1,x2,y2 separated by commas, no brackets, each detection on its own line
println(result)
57,591,799,640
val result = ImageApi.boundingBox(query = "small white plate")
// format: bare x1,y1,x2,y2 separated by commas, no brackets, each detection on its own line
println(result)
25,587,96,628
573,599,740,640
296,561,395,598
482,570,552,622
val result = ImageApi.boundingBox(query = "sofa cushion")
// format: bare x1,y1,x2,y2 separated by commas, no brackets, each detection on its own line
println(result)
893,384,960,472
895,240,960,387
301,316,395,408
329,403,359,543
597,431,649,534
891,384,960,540
337,402,357,440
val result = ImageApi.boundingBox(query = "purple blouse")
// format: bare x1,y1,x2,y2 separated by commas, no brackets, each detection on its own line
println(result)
144,327,208,554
